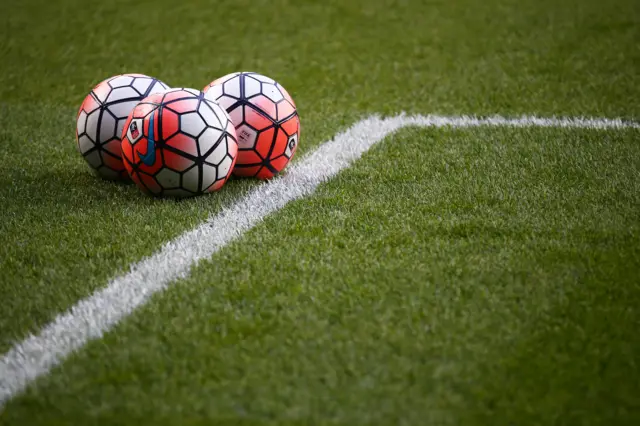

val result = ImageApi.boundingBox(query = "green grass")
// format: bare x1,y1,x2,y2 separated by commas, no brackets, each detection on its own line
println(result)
3,126,640,424
1,0,639,423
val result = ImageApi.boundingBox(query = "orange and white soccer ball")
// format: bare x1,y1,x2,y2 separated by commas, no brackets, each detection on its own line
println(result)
120,88,238,198
76,74,170,179
203,72,300,179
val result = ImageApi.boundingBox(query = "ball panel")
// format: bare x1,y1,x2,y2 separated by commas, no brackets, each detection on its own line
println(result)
203,85,223,101
180,112,206,137
201,164,217,190
163,149,195,172
167,99,199,114
244,75,261,98
206,179,225,193
109,75,133,88
269,155,289,173
281,115,300,136
92,83,111,104
108,100,141,119
262,83,284,103
233,165,261,177
223,77,240,98
106,86,139,103
99,112,117,143
199,101,223,128
156,168,181,189
102,151,125,171
198,128,223,156
276,100,296,121
103,140,121,156
227,105,243,127
84,150,102,168
244,105,273,130
166,133,198,156
248,95,277,121
139,173,162,194
182,165,200,193
255,166,276,179
132,77,153,95
237,149,263,165
161,109,179,140
271,128,288,159
206,139,227,165
236,125,257,149
254,127,276,159
217,157,233,180
77,111,88,135
80,94,100,114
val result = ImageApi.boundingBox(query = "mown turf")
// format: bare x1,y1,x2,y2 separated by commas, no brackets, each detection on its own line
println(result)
2,126,640,425
1,0,639,351
1,0,639,423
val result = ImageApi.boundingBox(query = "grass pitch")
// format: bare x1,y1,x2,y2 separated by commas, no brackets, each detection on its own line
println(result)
1,0,639,424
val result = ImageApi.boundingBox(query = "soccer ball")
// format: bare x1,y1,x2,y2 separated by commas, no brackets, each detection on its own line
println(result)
203,72,300,179
120,88,238,198
76,74,170,180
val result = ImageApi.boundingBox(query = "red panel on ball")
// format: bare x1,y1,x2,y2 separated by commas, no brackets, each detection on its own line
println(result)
166,99,199,114
248,95,277,121
244,105,273,130
166,133,198,156
254,127,275,159
271,128,288,158
163,149,194,172
161,108,179,139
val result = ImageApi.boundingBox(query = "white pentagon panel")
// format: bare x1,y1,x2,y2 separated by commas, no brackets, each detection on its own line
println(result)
156,168,180,189
85,109,100,142
206,138,227,165
77,111,87,135
285,133,298,158
235,125,257,149
198,127,223,155
201,164,217,190
106,86,139,103
99,112,116,142
85,150,102,168
132,77,153,95
204,85,223,102
223,77,240,98
250,73,275,84
262,83,284,102
217,156,233,179
77,135,94,154
107,100,140,119
244,76,261,98
182,88,201,96
228,105,243,126
199,102,221,128
109,75,134,88
182,165,200,193
181,112,206,137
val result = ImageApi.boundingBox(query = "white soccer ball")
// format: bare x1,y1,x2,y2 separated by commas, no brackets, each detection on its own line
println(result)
75,74,170,180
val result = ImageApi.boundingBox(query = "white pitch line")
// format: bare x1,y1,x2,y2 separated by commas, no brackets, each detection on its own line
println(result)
0,113,638,407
